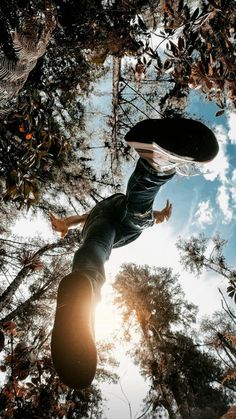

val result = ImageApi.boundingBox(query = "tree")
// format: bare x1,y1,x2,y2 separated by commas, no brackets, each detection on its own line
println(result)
200,310,236,389
0,330,117,418
0,230,118,418
113,263,231,418
1,0,235,209
0,1,234,415
177,233,236,391
176,234,236,303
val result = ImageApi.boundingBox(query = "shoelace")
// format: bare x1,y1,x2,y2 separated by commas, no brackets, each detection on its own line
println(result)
175,163,202,176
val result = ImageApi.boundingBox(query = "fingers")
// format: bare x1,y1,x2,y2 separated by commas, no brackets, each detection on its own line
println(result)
49,212,56,221
166,201,172,220
162,200,172,221
49,213,61,232
49,218,58,231
49,213,57,227
165,199,172,210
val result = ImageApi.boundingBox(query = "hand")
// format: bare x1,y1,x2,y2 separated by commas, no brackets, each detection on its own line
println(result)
49,213,68,238
154,200,172,224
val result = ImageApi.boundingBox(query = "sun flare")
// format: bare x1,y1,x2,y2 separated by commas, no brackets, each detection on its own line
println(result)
95,285,121,341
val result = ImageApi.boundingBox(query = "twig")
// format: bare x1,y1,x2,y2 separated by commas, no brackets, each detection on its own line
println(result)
119,379,133,419
121,97,150,119
219,288,236,325
135,400,152,419
120,78,164,117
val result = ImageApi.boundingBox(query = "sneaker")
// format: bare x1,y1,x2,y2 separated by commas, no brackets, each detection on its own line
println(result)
125,118,219,176
128,141,196,175
51,272,97,389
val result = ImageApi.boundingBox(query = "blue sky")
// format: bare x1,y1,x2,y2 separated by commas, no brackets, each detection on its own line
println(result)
11,60,236,418
95,71,236,417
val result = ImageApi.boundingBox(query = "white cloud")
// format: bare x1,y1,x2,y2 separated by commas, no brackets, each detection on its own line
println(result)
106,223,180,275
195,200,214,226
11,212,54,240
227,111,236,143
105,222,224,318
199,124,236,223
216,185,233,223
231,170,236,206
201,124,229,182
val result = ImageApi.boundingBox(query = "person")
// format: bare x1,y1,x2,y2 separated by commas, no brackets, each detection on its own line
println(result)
50,118,219,390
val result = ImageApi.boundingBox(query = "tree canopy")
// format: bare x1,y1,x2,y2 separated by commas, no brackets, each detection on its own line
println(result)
113,263,232,418
0,0,235,211
0,1,235,417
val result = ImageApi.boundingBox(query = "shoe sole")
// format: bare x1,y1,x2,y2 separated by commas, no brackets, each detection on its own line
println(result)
127,141,194,162
125,119,219,163
51,272,97,389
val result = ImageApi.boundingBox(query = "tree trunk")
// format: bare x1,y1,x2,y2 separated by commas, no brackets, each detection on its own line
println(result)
0,241,67,312
110,56,121,163
171,383,192,419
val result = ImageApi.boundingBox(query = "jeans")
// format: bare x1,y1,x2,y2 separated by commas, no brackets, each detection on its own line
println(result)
72,158,174,299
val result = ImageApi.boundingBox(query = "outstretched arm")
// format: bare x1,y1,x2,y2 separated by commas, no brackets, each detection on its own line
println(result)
153,200,172,224
49,213,89,238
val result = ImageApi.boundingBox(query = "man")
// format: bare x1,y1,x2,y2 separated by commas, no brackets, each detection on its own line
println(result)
50,118,219,389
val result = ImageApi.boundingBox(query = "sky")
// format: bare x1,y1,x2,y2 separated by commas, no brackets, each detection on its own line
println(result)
98,100,236,416
11,64,236,418
85,71,236,417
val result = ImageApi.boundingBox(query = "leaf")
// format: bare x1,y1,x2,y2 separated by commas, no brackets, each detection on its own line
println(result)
191,8,199,21
147,47,156,58
178,37,184,50
2,321,17,333
163,59,172,69
0,330,4,352
219,61,224,77
178,0,184,13
26,382,35,387
205,77,212,89
216,110,225,117
27,201,32,212
23,181,32,198
16,362,30,380
208,64,213,77
169,41,178,56
138,16,148,32
209,53,214,66
166,4,174,15
183,5,190,20
190,32,198,44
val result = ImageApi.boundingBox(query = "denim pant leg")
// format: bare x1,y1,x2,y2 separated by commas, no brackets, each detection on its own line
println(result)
72,217,117,300
123,158,175,229
71,158,174,299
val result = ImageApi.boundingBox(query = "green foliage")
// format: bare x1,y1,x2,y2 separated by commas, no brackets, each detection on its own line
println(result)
177,233,236,302
114,263,197,337
0,327,117,418
177,233,236,399
201,310,236,376
0,0,235,209
0,2,235,413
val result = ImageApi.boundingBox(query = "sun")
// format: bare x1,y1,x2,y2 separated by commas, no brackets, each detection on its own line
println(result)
94,283,121,340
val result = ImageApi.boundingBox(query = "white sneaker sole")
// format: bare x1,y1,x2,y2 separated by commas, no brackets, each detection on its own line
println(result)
127,140,195,163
